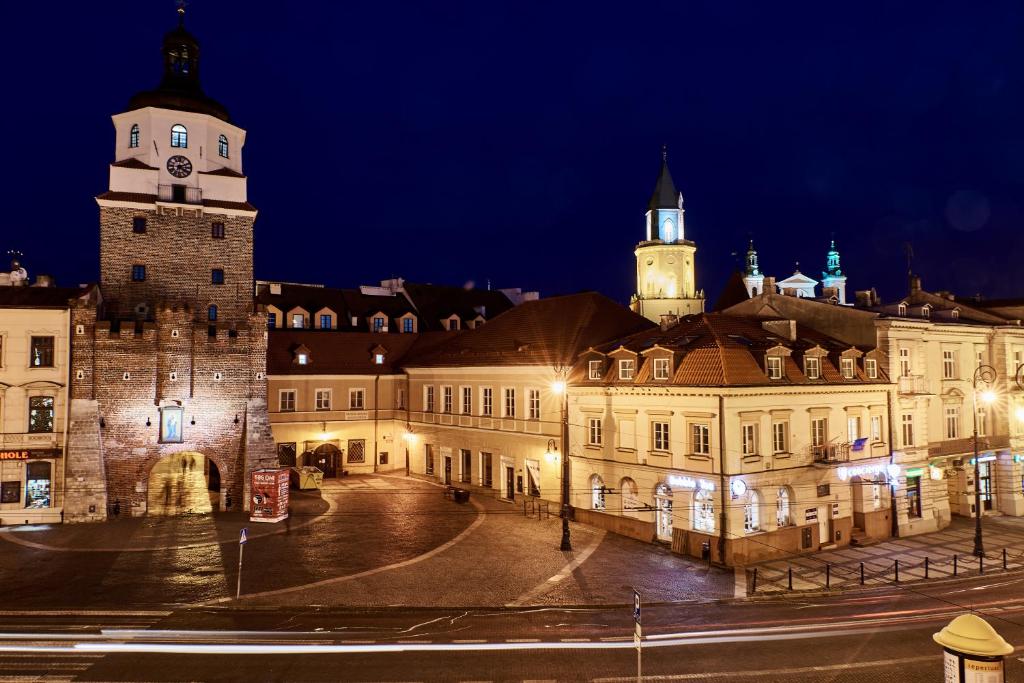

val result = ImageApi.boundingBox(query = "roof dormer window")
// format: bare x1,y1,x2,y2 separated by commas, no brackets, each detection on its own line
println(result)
841,357,855,379
293,344,312,366
898,302,907,317
805,356,821,380
129,124,139,148
170,124,187,148
588,360,603,380
766,355,783,380
951,309,960,319
921,304,931,319
297,353,308,365
619,359,635,380
653,357,671,380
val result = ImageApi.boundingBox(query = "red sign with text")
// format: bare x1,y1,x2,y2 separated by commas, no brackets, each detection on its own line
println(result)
250,468,290,523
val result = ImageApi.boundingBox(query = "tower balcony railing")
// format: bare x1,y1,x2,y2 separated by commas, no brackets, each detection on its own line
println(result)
158,184,203,205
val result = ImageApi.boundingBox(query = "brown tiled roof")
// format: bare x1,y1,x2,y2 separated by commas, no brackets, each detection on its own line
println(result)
201,167,245,178
712,271,752,312
95,191,256,212
0,285,90,308
267,330,454,375
405,292,654,368
577,312,888,387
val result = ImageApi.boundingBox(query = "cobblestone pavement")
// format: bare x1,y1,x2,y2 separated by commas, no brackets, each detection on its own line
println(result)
0,474,731,609
749,515,1024,593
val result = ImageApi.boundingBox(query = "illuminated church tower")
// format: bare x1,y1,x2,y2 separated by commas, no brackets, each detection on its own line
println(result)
630,148,704,322
821,239,848,305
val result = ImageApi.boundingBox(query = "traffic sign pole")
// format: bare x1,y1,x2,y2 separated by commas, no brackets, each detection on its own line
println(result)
633,589,642,683
236,528,248,599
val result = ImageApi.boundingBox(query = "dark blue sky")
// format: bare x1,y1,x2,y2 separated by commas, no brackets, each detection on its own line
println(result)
9,1,1024,304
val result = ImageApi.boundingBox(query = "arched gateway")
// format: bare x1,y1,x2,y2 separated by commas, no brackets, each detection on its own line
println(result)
146,452,223,515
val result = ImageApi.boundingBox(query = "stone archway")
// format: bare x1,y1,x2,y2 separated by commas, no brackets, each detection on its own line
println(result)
146,451,222,516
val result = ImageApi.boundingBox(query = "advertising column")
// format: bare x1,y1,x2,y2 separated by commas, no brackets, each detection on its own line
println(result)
250,468,290,523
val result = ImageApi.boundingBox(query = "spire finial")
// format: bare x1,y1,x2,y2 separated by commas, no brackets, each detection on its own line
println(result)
176,0,186,25
662,144,667,162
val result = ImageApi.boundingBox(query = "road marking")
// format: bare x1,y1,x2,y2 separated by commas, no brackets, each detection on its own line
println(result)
453,639,486,643
506,638,540,643
561,638,591,642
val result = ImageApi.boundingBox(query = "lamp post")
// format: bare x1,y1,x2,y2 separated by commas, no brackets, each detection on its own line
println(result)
972,364,997,559
552,379,571,552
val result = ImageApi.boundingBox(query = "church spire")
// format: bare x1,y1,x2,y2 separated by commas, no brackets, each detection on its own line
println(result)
648,145,682,210
823,239,842,278
745,240,760,276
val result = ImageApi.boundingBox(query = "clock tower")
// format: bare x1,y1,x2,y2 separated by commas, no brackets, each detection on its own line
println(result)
64,9,276,522
630,148,705,322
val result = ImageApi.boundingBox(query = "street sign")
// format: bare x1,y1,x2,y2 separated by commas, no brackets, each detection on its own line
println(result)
633,589,641,625
632,589,642,683
239,527,248,545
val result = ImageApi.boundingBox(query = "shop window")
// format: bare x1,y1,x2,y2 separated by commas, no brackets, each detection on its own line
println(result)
1,481,20,503
28,396,54,433
693,489,714,532
776,487,792,527
526,461,540,497
744,490,760,533
591,474,606,510
24,461,51,509
907,475,922,518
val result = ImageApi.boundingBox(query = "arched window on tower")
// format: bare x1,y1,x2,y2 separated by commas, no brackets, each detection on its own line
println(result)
129,124,139,148
171,124,188,148
218,134,229,158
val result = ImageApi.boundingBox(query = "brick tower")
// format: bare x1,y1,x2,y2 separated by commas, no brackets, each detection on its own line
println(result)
64,8,276,521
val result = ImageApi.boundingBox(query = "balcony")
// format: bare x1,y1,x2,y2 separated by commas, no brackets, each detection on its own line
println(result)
928,434,1010,458
810,442,851,465
158,184,202,205
897,375,932,395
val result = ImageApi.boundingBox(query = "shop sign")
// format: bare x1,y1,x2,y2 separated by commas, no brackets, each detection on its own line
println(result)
837,462,900,482
668,474,715,491
805,507,818,522
730,479,747,498
929,466,945,481
906,467,924,478
250,468,290,523
0,449,61,461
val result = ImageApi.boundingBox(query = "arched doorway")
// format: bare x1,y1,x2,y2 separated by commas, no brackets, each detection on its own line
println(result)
146,452,220,515
303,443,340,478
654,483,673,542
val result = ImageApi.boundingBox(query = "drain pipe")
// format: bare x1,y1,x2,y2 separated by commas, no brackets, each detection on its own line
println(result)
887,387,899,538
373,375,380,473
718,394,727,564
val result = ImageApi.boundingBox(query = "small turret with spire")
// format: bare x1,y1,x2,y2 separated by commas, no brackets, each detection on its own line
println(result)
742,239,765,297
821,239,849,305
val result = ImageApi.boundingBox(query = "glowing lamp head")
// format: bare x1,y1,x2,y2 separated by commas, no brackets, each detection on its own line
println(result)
1016,406,1024,423
551,380,566,395
980,389,997,405
402,431,415,443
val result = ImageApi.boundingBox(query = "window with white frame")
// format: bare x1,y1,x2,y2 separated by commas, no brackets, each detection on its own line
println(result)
503,388,516,418
424,385,435,412
653,357,670,380
652,421,670,451
741,423,758,456
865,358,878,379
942,350,957,379
899,347,911,377
841,357,855,379
528,389,540,419
772,421,788,453
349,388,365,410
777,487,792,527
811,417,828,447
315,389,332,411
279,389,296,412
461,386,472,414
901,413,914,447
292,313,305,329
976,405,988,437
694,489,714,532
847,416,861,442
481,387,493,416
871,415,882,442
744,490,760,533
588,418,603,445
691,423,710,455
945,405,960,439
766,355,783,380
805,356,821,379
619,359,635,380
442,386,453,413
588,360,603,380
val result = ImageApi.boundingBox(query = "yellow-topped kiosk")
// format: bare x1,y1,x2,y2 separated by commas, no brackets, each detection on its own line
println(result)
933,613,1013,682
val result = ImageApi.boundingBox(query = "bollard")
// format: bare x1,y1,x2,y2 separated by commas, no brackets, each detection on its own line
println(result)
751,567,758,594
954,554,958,577
788,566,793,591
925,556,930,580
1003,548,1007,570
980,554,984,575
860,562,865,585
895,559,900,583
826,563,830,589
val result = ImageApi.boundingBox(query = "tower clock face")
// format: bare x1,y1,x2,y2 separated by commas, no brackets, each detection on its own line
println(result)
166,155,193,178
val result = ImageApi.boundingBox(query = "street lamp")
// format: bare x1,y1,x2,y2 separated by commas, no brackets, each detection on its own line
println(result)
551,379,571,552
972,364,997,558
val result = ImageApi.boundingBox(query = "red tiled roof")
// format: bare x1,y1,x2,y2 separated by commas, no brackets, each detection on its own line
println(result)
267,330,454,375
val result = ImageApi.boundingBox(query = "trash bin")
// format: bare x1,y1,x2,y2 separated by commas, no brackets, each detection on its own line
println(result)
454,488,471,504
291,466,323,490
701,541,711,562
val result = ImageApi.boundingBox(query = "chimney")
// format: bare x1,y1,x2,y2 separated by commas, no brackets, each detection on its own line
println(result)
822,285,838,301
855,290,873,307
762,319,797,341
763,276,776,293
659,313,679,331
33,274,54,287
909,274,922,293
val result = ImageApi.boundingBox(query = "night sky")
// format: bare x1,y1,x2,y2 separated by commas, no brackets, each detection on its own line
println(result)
9,1,1024,305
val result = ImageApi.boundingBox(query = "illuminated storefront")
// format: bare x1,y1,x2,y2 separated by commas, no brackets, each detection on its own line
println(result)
0,449,62,525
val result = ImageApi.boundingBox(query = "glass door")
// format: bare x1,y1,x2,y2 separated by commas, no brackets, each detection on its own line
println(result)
979,462,993,511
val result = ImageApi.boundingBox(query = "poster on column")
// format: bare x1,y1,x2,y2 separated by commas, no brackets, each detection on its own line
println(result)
250,468,290,523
